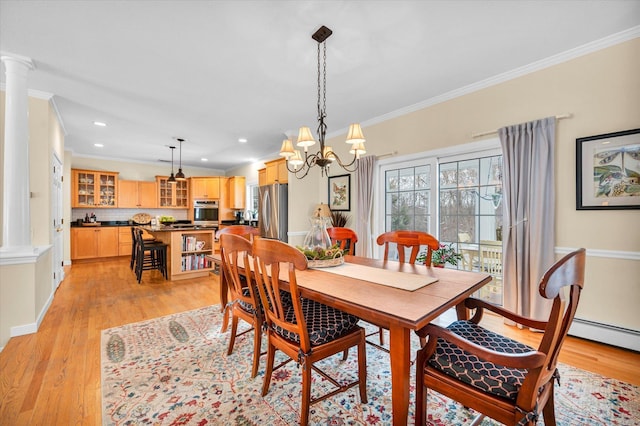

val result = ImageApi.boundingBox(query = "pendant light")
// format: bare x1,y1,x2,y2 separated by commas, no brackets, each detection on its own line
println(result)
175,138,186,180
167,146,177,184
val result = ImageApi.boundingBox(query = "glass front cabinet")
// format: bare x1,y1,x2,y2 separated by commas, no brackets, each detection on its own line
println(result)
71,169,119,208
156,176,189,208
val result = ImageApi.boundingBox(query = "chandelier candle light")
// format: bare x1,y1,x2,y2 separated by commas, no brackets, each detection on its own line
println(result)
280,25,366,178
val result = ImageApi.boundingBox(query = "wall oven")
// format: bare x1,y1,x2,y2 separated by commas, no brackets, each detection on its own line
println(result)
193,200,219,226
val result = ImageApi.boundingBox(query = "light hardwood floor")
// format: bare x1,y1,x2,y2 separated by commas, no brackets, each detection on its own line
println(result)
1,257,638,425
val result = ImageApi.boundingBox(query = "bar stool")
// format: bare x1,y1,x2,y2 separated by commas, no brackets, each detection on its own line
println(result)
134,228,168,283
129,227,160,270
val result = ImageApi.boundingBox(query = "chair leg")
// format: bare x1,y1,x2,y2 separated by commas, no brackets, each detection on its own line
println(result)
542,385,557,426
261,340,275,397
378,327,385,345
357,332,368,403
342,349,348,361
300,361,312,426
251,318,262,378
227,313,239,356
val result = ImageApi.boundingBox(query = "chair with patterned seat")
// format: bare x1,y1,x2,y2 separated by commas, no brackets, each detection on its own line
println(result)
326,227,358,255
414,248,586,426
219,233,264,378
372,230,439,348
252,238,368,426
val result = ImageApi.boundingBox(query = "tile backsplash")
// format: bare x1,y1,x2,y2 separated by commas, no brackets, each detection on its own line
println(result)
72,209,188,222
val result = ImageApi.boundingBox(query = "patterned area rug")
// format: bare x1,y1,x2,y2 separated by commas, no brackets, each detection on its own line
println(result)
101,305,640,425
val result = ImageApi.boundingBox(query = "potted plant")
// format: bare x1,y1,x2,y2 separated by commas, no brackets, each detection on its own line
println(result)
418,242,462,267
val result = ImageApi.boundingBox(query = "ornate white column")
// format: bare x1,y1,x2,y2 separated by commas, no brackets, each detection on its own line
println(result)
1,54,34,251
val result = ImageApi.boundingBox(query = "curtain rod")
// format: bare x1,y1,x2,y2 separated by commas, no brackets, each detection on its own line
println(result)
471,113,573,139
376,151,397,159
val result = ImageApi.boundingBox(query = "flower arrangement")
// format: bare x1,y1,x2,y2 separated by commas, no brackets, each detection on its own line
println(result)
418,242,463,267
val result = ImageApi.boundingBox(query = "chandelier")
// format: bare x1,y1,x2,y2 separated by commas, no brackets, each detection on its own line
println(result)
279,25,366,178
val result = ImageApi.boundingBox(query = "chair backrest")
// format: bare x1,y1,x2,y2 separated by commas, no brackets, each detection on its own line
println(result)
327,227,358,255
252,238,311,352
376,230,439,265
217,225,260,241
219,233,257,307
537,248,586,372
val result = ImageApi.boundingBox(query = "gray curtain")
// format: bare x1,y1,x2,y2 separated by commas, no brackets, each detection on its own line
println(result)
498,117,556,322
355,155,377,257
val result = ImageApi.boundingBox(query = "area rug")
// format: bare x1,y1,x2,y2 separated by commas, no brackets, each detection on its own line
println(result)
101,305,640,425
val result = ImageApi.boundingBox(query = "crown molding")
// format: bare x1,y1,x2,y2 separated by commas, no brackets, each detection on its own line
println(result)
353,25,640,132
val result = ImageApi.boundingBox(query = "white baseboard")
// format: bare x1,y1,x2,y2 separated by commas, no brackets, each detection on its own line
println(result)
570,318,640,352
9,290,54,338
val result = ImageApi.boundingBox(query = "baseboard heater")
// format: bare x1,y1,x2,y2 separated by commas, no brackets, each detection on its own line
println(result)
570,318,640,352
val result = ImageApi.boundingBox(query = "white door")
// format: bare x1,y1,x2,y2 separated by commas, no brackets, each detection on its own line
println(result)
52,154,64,290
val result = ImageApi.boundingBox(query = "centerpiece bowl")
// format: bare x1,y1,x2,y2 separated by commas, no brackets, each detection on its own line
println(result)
297,244,346,268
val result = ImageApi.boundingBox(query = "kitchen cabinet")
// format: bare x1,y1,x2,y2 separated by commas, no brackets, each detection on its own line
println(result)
118,180,157,208
156,176,189,208
72,169,119,208
118,226,154,256
258,168,266,186
190,177,220,199
263,158,288,185
227,176,246,209
71,227,119,259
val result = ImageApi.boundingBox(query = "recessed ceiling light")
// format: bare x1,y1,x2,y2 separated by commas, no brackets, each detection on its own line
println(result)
201,158,208,162
93,121,107,127
238,138,247,143
94,143,104,147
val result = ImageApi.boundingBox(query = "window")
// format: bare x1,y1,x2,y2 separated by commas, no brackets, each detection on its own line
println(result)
384,164,432,232
378,141,503,304
439,155,503,305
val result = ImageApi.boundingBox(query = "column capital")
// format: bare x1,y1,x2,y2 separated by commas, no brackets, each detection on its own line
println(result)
1,53,35,71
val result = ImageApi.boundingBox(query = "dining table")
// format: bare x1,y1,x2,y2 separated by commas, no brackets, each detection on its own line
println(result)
209,253,492,425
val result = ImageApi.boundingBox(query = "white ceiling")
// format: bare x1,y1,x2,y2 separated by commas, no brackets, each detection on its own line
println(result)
1,1,639,171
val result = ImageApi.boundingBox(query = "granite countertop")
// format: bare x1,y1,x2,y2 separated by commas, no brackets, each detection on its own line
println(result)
70,220,134,228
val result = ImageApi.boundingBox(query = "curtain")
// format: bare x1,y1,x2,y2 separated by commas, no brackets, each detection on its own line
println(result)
498,117,556,322
355,155,377,257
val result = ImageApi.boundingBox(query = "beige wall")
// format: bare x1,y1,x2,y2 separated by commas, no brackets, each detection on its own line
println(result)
287,39,640,331
1,92,59,348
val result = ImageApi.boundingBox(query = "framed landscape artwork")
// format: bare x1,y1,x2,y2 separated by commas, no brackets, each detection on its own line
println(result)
328,174,350,211
576,128,640,210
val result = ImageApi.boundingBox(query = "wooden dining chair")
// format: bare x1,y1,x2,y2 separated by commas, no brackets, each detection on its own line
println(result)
252,238,368,426
327,227,358,255
372,230,440,347
219,233,264,378
414,248,586,426
216,224,260,241
376,230,440,265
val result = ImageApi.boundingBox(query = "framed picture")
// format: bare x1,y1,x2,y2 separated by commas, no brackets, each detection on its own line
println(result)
328,174,351,211
576,128,640,210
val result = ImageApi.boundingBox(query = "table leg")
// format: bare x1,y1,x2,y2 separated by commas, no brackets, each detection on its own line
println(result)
388,324,411,426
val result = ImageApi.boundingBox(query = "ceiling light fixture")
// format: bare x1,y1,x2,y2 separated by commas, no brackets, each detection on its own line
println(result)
94,143,104,147
167,145,177,184
175,138,186,181
238,138,248,143
93,121,107,127
280,25,366,178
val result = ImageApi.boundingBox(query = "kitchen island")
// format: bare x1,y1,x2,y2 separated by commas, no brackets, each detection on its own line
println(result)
141,225,216,281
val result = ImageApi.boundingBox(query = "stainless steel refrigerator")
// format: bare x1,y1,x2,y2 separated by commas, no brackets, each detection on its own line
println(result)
258,183,288,242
